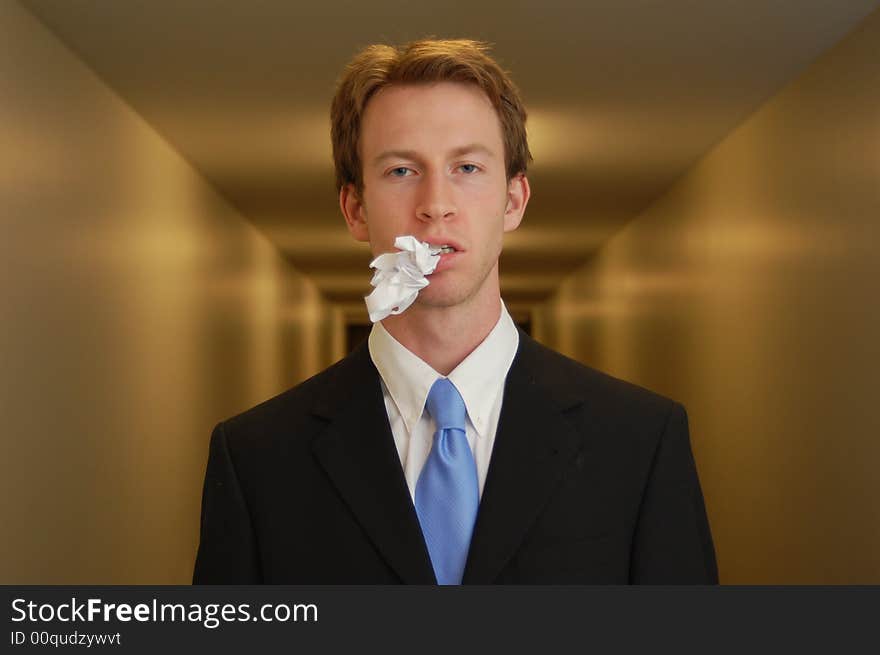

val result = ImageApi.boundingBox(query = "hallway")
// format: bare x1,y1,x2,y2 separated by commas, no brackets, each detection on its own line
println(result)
2,0,879,584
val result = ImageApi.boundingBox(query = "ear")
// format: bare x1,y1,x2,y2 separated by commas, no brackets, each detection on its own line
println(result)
503,173,530,233
340,183,370,242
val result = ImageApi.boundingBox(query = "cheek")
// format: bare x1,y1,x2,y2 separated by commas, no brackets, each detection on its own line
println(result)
472,225,505,266
472,181,511,218
475,196,511,245
366,184,413,215
363,196,408,242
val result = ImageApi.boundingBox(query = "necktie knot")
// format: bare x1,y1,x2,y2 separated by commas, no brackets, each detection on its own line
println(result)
426,378,466,431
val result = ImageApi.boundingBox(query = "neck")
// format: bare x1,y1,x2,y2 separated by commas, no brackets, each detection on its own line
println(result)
380,294,502,376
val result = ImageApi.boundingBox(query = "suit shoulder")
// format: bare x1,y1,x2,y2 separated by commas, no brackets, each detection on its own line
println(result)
519,334,678,417
217,355,350,448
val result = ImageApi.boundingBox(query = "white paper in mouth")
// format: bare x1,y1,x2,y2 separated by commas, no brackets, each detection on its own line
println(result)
364,235,440,323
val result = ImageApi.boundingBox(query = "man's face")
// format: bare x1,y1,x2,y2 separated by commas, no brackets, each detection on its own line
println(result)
341,82,528,310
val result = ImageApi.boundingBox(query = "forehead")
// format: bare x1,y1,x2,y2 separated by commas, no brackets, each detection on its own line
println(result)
359,82,504,157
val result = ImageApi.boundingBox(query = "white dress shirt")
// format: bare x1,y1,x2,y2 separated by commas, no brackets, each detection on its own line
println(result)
367,304,520,501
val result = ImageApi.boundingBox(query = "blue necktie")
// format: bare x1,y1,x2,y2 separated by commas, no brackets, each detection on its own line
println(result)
415,378,479,585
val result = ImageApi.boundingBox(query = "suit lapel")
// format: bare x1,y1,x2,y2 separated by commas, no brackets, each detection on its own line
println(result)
463,334,585,584
310,343,436,584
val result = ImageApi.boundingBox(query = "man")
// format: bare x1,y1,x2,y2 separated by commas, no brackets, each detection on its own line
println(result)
193,39,718,584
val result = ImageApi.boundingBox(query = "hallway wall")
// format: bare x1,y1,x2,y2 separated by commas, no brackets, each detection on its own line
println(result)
1,1,338,583
536,8,880,583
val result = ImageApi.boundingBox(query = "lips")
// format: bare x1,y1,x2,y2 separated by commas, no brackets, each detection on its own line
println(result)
425,238,464,255
428,246,463,275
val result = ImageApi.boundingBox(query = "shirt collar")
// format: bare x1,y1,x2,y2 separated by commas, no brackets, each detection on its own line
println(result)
369,321,439,436
447,306,519,437
368,303,520,437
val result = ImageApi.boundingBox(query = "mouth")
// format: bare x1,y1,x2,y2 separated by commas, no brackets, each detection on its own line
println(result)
427,243,458,255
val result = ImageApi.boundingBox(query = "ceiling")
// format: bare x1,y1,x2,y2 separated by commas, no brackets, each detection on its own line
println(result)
22,0,880,316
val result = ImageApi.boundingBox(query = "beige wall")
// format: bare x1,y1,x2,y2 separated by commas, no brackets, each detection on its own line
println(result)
538,9,880,583
0,2,339,583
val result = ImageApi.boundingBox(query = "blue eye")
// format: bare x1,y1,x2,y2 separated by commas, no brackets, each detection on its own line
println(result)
459,164,479,174
389,167,411,177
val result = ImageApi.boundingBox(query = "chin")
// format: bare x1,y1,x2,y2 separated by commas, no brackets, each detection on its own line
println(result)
416,291,462,308
416,282,471,308
420,266,498,308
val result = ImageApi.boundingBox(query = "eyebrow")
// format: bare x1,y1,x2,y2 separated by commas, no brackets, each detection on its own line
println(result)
371,143,497,165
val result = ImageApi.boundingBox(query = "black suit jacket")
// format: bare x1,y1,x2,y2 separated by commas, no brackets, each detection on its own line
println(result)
193,332,718,584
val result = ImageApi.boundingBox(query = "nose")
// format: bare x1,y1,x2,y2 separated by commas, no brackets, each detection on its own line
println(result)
415,172,456,222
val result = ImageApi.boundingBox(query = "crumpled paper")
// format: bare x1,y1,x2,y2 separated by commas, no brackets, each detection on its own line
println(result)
364,235,440,322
